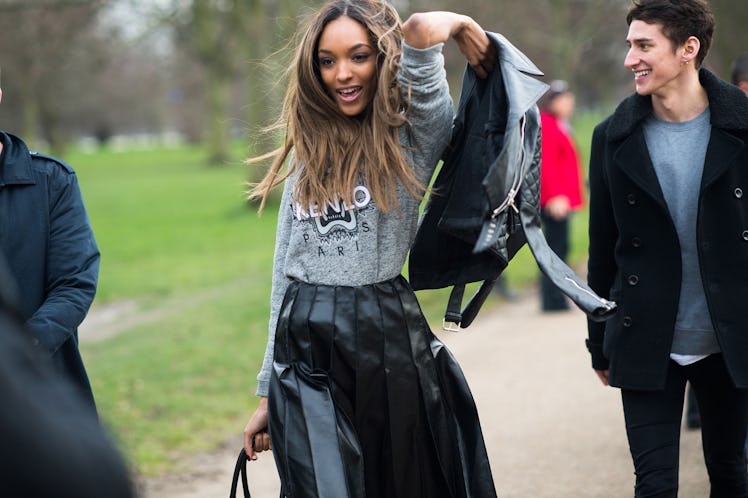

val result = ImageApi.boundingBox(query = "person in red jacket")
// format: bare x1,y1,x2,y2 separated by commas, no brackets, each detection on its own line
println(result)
538,80,584,311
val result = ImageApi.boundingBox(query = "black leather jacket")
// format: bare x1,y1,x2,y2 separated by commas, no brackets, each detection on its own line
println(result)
409,32,616,328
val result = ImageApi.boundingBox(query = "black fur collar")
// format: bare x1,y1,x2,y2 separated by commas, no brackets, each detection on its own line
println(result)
607,69,748,142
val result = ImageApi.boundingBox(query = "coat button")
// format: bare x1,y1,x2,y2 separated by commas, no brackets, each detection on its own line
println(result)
627,274,639,286
622,316,633,327
627,194,637,205
743,230,748,241
736,188,744,199
632,237,642,248
31,338,40,347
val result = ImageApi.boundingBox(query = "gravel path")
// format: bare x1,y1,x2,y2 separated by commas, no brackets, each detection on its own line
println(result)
137,293,710,497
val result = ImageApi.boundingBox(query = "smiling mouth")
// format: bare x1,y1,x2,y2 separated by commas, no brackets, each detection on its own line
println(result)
634,70,651,79
337,86,363,103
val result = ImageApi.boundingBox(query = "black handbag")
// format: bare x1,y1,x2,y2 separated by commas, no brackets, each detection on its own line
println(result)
230,448,287,498
230,449,251,498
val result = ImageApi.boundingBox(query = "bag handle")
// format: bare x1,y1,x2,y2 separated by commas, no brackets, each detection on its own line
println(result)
443,276,499,331
230,449,251,498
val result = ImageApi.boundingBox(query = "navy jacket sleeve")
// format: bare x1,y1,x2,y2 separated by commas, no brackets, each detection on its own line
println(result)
26,162,99,354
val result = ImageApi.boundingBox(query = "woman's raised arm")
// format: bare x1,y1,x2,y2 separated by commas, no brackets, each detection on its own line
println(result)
402,11,496,78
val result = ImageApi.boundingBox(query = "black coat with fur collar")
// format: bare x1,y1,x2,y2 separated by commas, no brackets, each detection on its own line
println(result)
586,69,748,390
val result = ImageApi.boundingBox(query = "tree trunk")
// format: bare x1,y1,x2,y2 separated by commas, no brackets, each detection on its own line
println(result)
206,73,231,165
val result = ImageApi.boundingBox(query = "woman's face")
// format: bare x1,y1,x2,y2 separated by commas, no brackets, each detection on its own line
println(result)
317,15,378,117
549,93,575,121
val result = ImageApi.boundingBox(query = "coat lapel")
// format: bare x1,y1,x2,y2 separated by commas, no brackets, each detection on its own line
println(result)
487,32,548,124
613,128,668,209
701,128,744,189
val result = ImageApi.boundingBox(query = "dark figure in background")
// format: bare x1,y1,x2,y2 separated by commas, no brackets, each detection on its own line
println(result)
537,80,584,312
586,0,748,496
0,84,100,413
493,273,520,301
731,53,748,96
685,383,700,429
0,254,133,498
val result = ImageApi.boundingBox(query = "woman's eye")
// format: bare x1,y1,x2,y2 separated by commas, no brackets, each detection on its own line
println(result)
352,53,371,62
319,58,334,67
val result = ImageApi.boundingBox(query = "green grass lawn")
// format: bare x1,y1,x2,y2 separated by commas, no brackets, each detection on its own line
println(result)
72,144,278,475
70,112,601,477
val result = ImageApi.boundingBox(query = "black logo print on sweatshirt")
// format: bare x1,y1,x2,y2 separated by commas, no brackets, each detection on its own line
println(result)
293,185,373,240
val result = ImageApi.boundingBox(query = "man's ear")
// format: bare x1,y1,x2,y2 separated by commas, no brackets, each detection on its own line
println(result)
739,81,748,97
682,36,700,65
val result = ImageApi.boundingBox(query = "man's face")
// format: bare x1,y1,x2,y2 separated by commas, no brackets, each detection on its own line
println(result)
624,20,688,98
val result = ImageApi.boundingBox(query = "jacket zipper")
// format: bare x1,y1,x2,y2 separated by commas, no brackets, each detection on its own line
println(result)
563,276,616,310
492,116,527,217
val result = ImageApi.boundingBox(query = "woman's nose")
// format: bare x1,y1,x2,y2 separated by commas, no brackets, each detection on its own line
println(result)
336,61,352,81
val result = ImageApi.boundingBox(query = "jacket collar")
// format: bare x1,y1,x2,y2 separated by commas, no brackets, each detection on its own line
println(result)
487,32,548,124
0,132,35,186
607,68,748,142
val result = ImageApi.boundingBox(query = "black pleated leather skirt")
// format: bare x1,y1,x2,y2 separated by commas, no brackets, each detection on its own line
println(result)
268,275,496,498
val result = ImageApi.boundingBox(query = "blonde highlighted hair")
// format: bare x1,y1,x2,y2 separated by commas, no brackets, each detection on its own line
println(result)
247,0,425,213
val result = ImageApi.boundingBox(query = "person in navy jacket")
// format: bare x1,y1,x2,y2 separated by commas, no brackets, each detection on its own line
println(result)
0,86,100,413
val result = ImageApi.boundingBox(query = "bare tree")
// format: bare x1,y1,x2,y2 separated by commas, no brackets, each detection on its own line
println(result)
160,0,261,164
0,1,106,153
2,0,745,156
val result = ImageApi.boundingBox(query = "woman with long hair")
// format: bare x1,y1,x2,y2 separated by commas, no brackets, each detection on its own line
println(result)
243,2,499,496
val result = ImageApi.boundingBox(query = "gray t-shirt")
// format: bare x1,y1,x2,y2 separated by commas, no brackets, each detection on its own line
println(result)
255,43,454,395
643,107,721,357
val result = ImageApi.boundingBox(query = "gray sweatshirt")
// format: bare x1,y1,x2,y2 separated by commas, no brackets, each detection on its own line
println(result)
255,43,454,396
643,108,721,358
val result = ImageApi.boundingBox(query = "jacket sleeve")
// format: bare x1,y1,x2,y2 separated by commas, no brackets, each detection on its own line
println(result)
586,122,617,371
26,165,99,355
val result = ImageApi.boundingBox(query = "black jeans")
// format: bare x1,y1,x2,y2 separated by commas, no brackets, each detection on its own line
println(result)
621,354,748,498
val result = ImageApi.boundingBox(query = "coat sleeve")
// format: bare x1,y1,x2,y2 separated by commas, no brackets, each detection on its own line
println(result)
586,122,617,371
26,165,100,354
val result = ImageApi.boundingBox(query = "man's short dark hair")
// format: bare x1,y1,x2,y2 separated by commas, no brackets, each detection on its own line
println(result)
731,53,748,86
627,0,715,69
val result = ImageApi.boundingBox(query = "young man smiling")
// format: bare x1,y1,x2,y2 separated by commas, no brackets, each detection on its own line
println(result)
585,0,748,496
